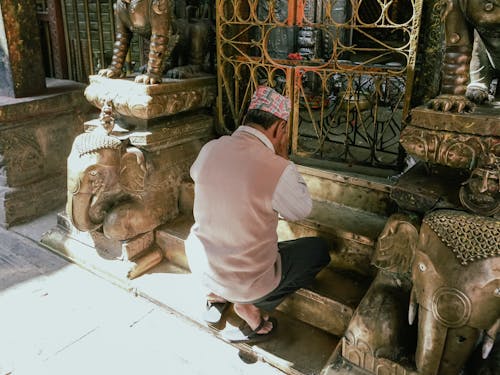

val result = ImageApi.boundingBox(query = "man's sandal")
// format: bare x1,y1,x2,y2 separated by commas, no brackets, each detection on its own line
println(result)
203,301,229,324
221,317,278,343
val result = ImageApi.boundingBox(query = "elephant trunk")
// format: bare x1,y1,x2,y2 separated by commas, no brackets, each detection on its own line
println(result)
415,306,480,375
67,191,101,232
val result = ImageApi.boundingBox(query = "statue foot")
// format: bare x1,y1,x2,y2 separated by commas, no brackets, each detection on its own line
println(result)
166,64,204,79
98,68,124,79
427,94,474,113
466,83,491,104
127,248,163,279
134,73,162,85
121,231,155,261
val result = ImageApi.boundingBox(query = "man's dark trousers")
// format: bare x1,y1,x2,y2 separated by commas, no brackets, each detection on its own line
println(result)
251,237,330,311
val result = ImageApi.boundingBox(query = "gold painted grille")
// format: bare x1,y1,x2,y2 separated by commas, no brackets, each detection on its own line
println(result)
216,0,423,169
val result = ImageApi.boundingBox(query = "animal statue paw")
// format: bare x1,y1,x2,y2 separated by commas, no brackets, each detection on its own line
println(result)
427,94,474,113
466,83,491,104
134,73,162,85
166,64,203,79
98,68,125,79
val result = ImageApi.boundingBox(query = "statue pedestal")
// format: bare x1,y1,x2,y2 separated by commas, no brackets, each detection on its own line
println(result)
42,77,215,279
400,105,499,170
399,105,500,216
84,75,217,129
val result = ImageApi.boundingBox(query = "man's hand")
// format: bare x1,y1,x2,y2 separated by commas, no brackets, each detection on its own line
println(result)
275,121,289,159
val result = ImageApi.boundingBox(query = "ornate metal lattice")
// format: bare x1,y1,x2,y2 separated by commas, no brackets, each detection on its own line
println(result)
216,0,423,169
424,210,500,265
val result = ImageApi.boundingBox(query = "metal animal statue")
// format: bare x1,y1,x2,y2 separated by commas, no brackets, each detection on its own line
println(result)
99,0,211,84
429,0,500,112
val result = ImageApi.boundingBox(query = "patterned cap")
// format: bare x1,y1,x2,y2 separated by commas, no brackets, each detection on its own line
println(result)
248,86,291,121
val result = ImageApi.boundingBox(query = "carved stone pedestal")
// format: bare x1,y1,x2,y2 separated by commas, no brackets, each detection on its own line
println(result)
0,79,95,227
42,110,213,279
400,105,500,216
400,106,499,170
84,75,217,129
41,77,215,279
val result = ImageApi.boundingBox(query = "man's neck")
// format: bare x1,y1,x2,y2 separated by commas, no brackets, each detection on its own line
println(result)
239,124,275,151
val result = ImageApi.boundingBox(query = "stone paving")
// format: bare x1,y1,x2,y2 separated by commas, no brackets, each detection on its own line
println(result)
0,210,284,375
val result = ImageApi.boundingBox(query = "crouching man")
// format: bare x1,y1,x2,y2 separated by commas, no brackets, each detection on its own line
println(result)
186,86,330,343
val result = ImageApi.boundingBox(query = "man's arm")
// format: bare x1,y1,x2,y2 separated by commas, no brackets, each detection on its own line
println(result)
272,163,312,221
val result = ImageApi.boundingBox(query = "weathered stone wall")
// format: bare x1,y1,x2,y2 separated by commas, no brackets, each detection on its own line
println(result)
0,79,96,227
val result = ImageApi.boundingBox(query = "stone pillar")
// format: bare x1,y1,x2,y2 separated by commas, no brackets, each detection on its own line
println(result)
0,79,95,227
0,0,46,97
42,75,217,279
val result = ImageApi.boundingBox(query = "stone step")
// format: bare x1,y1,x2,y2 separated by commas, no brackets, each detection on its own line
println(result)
296,164,395,217
42,225,341,375
178,165,395,218
155,214,370,337
131,261,342,375
277,199,387,276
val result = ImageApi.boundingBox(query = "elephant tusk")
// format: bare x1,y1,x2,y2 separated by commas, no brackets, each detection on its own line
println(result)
483,317,500,359
127,147,147,173
482,335,495,359
408,286,418,325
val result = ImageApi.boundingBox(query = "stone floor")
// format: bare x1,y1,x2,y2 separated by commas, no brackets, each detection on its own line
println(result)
0,209,284,375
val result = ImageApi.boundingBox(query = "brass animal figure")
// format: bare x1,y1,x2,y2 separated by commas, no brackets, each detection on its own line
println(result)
99,0,210,84
429,0,500,112
344,211,500,375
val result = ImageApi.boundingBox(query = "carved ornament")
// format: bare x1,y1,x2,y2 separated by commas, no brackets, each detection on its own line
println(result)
423,210,500,265
400,125,499,169
84,75,216,124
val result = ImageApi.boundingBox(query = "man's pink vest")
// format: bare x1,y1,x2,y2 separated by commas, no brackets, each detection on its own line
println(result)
186,130,289,302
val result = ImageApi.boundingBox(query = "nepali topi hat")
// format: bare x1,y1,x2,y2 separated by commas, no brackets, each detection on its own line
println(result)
248,86,291,121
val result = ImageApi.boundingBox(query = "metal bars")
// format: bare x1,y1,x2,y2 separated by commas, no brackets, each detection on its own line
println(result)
60,0,141,82
217,0,423,169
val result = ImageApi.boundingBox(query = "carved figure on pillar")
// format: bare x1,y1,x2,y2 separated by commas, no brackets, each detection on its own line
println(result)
459,153,500,215
66,103,179,277
98,0,212,84
428,0,500,112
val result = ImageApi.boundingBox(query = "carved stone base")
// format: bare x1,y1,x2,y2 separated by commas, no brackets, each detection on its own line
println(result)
0,79,95,227
84,75,217,129
321,340,418,375
401,106,500,170
42,213,164,281
41,112,214,279
391,162,467,214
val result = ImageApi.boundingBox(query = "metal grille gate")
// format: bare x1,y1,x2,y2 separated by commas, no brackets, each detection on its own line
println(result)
216,0,423,169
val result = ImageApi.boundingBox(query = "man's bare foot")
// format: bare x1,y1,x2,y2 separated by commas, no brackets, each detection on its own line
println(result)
233,303,273,334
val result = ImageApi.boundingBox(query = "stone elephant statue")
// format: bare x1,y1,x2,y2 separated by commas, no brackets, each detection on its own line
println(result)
428,0,500,112
410,209,500,375
98,0,211,84
66,119,176,245
343,210,500,375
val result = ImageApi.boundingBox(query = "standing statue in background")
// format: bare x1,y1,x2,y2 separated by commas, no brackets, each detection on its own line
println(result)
99,0,211,84
428,0,499,112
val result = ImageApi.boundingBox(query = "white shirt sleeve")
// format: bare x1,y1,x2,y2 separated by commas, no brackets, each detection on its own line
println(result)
272,162,312,221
